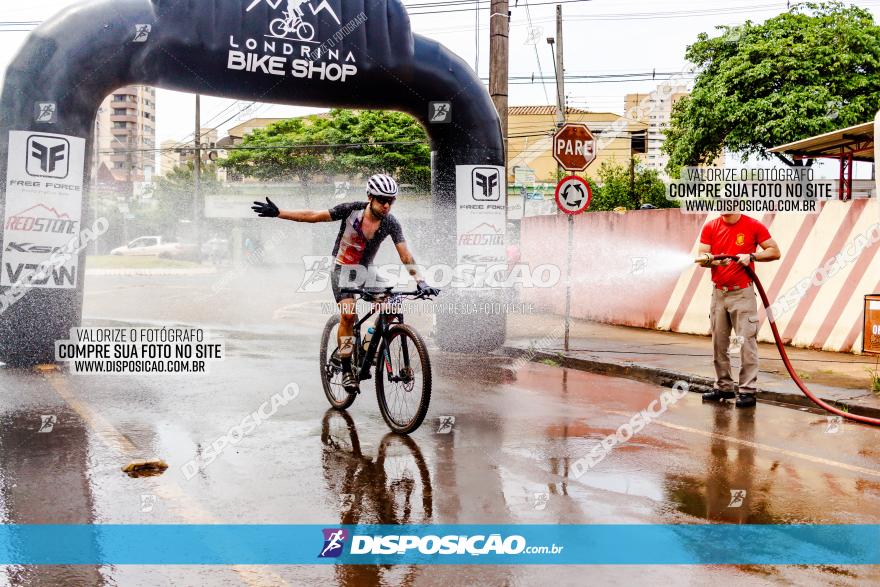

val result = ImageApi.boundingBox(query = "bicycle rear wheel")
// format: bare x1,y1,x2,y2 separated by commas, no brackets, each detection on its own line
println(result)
320,315,357,410
375,324,431,434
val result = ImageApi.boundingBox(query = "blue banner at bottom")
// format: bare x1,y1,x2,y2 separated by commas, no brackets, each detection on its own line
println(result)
0,525,877,565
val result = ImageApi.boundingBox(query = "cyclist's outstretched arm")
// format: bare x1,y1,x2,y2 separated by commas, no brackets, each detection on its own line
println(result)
278,209,332,223
251,198,331,223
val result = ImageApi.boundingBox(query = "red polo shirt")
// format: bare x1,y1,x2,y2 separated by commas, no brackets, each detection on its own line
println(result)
700,215,771,289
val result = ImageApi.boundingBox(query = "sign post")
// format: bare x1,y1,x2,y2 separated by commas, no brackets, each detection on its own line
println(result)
553,123,597,353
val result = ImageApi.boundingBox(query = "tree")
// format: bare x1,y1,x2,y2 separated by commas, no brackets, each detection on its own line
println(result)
589,159,673,211
663,2,880,174
218,109,431,190
143,162,223,237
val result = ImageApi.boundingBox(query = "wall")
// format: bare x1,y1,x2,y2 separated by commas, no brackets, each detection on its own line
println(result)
520,199,880,353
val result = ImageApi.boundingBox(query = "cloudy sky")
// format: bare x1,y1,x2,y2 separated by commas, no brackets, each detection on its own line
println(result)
2,0,879,162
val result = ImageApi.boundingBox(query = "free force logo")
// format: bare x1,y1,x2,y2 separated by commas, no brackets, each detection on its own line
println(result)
472,168,501,201
318,528,348,558
26,135,69,179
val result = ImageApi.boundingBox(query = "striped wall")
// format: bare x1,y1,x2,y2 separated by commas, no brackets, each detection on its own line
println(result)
520,199,880,353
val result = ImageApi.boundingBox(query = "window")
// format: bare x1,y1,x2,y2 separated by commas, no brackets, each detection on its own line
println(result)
113,122,128,129
113,162,125,169
144,112,152,120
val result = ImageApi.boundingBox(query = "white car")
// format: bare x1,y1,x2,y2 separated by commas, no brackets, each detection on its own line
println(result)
110,236,198,260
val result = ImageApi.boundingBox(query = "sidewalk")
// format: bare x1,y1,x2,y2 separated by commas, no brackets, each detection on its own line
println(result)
504,313,880,418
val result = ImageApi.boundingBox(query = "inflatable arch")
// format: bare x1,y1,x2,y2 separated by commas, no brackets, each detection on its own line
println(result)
0,0,506,365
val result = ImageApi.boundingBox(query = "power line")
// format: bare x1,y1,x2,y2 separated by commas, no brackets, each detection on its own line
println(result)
408,0,594,15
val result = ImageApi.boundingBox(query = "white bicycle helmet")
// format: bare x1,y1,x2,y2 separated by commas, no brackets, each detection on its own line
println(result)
366,174,399,199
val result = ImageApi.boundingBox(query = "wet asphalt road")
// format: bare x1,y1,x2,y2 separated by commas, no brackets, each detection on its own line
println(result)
1,269,880,585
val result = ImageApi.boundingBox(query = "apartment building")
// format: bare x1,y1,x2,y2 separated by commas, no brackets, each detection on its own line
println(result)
624,83,690,175
94,86,157,184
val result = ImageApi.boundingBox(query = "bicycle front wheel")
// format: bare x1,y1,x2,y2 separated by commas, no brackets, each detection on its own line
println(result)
375,324,431,434
296,22,315,41
320,315,357,410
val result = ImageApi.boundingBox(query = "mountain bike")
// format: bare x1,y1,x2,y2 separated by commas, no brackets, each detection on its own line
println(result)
319,286,436,434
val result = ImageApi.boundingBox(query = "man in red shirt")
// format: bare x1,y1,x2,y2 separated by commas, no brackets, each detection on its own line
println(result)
696,213,781,408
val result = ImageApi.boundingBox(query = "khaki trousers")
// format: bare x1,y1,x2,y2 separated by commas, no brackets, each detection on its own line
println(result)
710,285,760,395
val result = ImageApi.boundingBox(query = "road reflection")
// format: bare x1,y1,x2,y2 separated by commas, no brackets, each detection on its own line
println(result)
664,406,774,523
321,409,432,586
0,404,104,585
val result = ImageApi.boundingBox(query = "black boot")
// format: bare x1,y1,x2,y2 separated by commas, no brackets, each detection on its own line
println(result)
735,394,757,408
702,389,735,402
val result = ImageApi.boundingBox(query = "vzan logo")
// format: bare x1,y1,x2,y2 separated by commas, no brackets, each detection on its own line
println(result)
230,0,359,82
472,168,501,201
26,136,69,179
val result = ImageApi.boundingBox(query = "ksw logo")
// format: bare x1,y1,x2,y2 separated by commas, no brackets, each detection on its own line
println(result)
318,528,348,558
5,242,63,254
472,168,500,201
26,135,69,179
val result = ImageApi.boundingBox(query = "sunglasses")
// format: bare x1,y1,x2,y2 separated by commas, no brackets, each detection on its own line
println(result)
373,196,395,206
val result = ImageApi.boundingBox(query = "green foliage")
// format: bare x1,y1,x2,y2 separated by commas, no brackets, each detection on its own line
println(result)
588,159,674,211
868,367,880,394
218,109,431,189
663,2,880,174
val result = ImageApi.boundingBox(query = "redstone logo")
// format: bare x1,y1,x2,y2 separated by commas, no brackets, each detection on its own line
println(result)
458,223,503,246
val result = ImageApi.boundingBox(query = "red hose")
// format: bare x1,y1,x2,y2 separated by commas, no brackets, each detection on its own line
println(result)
712,255,880,426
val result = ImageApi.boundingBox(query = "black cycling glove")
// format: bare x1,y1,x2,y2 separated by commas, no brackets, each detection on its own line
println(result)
417,281,440,298
251,197,280,218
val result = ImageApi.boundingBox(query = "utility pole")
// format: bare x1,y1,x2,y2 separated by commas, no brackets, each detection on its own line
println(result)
630,157,636,208
554,4,564,128
489,0,509,205
549,5,574,352
194,94,202,247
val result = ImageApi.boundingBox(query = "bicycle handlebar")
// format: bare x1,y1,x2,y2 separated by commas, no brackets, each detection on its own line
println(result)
339,288,439,300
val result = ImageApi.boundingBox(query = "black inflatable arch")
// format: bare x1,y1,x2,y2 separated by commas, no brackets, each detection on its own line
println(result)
0,0,505,365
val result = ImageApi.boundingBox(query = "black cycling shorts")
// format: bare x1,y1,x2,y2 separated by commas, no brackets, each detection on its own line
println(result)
331,265,366,303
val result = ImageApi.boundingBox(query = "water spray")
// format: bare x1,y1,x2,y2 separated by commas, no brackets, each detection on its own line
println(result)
697,254,880,427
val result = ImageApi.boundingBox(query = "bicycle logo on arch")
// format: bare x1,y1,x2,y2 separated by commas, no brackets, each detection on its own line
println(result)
247,0,342,43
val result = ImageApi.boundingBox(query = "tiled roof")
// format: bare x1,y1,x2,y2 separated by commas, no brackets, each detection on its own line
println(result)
508,106,591,115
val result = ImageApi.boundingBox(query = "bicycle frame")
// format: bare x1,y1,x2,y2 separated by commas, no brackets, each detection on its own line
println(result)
352,305,409,382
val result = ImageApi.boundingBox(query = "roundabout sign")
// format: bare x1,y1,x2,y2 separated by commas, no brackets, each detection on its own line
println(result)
555,176,592,215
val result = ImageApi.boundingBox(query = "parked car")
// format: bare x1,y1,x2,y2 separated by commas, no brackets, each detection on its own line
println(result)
110,236,199,261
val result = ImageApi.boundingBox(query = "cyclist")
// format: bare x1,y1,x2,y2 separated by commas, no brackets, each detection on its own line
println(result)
285,0,308,25
252,173,439,392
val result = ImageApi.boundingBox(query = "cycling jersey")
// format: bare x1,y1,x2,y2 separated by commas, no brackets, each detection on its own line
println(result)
329,202,405,267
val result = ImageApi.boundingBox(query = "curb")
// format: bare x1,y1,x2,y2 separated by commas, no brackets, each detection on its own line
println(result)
501,346,880,421
85,268,217,276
